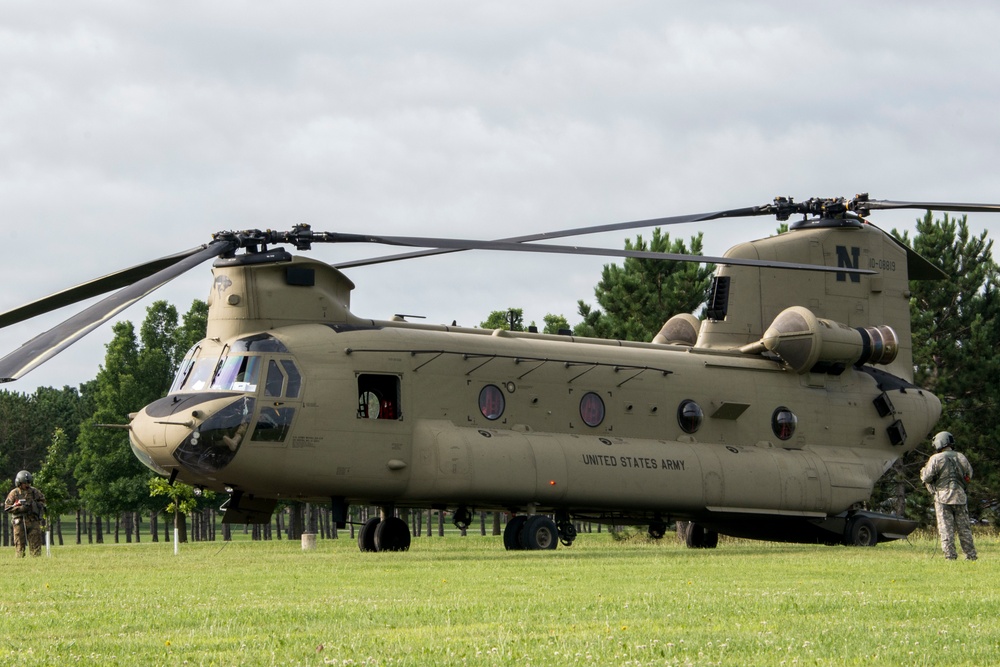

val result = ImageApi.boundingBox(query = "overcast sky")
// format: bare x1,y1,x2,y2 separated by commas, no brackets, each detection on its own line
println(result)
3,1,1000,394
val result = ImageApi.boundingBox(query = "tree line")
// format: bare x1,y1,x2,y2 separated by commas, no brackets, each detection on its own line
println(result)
1,214,997,546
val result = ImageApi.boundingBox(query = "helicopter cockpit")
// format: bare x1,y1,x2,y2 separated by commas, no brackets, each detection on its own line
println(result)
130,333,303,477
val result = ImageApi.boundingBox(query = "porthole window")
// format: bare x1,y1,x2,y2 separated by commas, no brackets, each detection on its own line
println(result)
677,400,704,434
580,392,606,427
772,407,797,441
479,385,505,420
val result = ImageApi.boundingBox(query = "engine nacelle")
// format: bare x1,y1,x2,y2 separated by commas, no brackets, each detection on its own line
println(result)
758,306,897,374
652,313,700,346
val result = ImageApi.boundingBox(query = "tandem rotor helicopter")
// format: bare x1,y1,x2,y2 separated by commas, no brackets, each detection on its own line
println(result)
2,194,997,552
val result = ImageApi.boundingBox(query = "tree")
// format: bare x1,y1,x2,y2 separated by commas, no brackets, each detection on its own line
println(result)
148,477,200,543
878,213,1000,521
35,428,76,545
74,321,151,539
573,229,713,341
0,391,36,477
480,308,525,332
542,314,571,335
173,300,209,368
74,301,202,541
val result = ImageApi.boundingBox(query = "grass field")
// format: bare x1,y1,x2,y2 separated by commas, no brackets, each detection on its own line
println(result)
0,530,994,666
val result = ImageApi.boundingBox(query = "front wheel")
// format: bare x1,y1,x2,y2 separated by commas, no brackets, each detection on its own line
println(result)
522,515,559,550
503,516,528,550
358,517,381,552
374,516,411,552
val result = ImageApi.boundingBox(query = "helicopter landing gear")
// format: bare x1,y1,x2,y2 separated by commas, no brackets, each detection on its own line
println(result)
648,519,668,540
374,516,411,551
503,515,528,550
844,515,878,547
452,506,473,531
522,515,558,550
503,514,562,550
555,512,577,547
358,517,380,552
357,510,411,552
684,522,719,549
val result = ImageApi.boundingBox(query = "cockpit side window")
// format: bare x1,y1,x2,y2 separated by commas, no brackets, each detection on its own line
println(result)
264,360,284,397
281,360,302,398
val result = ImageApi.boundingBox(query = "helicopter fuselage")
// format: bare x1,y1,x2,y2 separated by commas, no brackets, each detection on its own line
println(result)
129,315,940,542
127,218,944,550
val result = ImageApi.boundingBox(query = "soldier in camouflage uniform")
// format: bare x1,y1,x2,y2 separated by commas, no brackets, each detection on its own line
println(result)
4,470,46,557
920,432,977,561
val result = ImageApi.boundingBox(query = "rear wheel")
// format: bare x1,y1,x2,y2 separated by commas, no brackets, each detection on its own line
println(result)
845,516,878,547
685,522,718,549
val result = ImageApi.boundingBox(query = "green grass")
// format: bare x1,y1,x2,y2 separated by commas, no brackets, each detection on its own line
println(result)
0,532,995,666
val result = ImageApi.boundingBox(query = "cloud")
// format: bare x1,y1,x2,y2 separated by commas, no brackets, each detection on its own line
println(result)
3,1,1000,391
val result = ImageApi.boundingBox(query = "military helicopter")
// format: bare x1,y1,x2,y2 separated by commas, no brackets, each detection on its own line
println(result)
1,194,995,552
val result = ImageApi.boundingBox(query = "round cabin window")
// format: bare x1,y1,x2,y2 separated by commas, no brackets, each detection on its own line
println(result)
580,392,606,427
677,399,704,434
479,385,505,420
772,407,797,441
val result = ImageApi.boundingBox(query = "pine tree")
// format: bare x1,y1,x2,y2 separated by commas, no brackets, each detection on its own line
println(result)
574,229,712,341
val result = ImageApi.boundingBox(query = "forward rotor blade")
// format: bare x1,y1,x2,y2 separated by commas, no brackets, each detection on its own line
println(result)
334,206,765,269
0,240,234,382
853,199,1000,215
0,245,220,330
320,232,874,275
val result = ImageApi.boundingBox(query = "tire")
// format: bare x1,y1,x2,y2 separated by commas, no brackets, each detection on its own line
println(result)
503,516,528,550
374,516,411,552
703,529,719,549
357,517,381,552
685,522,705,548
522,515,559,550
845,516,878,547
648,521,667,540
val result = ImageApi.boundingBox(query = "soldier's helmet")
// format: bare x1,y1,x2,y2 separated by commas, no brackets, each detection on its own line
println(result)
932,432,956,451
14,470,32,486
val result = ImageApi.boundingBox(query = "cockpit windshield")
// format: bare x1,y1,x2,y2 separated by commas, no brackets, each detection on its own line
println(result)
170,345,216,393
170,334,291,394
211,355,262,392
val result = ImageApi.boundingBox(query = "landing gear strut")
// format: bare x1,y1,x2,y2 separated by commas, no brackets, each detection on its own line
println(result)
453,506,473,531
648,519,668,540
556,512,577,547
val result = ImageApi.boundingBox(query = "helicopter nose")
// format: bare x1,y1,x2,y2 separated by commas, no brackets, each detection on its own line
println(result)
129,392,257,476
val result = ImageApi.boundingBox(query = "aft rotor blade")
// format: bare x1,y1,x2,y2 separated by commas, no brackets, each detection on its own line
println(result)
319,232,874,274
0,240,234,382
334,206,765,269
0,245,221,330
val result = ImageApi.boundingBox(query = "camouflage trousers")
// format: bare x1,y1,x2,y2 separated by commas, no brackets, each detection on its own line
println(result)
11,516,43,557
934,502,977,560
